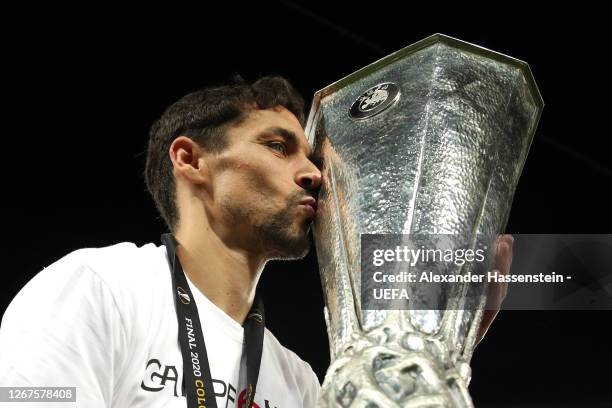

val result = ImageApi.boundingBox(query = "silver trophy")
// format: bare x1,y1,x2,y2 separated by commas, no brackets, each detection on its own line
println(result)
305,34,543,407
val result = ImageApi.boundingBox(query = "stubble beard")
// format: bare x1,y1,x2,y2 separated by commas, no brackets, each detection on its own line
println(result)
221,191,312,260
258,200,312,260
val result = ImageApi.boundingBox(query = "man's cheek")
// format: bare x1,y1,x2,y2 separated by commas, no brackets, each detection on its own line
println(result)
245,170,282,197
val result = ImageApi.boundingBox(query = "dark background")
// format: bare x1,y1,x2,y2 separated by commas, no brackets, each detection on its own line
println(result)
1,3,610,407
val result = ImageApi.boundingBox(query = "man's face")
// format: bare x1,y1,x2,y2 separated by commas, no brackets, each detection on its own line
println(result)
205,106,321,260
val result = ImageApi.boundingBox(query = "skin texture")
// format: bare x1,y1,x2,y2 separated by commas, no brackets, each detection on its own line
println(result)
167,105,512,343
477,234,513,344
170,106,321,324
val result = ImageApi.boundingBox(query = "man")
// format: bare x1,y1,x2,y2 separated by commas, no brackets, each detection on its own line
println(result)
0,76,512,407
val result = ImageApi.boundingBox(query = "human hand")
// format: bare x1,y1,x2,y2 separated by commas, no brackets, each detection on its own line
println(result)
475,234,513,344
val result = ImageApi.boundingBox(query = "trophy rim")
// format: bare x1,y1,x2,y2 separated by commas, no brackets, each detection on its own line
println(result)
305,33,545,143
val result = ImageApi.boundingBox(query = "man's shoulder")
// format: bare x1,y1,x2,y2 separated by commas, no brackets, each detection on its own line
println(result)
2,240,171,343
42,240,166,287
59,240,162,270
0,241,170,402
3,241,169,322
51,241,171,309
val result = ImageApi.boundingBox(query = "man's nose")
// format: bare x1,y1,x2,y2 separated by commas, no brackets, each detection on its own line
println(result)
296,165,322,191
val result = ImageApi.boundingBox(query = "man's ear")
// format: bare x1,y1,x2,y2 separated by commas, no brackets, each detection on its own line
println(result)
169,136,209,185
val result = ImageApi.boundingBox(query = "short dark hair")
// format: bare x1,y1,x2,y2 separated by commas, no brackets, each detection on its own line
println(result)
144,76,306,232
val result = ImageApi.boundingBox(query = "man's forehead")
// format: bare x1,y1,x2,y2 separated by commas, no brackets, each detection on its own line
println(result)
243,108,309,145
248,107,303,130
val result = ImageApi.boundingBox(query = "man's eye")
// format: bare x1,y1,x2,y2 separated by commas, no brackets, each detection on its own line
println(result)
268,142,287,155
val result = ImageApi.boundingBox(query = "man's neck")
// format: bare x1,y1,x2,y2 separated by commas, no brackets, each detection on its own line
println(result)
173,221,265,325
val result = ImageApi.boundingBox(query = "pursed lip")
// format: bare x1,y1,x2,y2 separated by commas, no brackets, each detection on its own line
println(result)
298,196,317,215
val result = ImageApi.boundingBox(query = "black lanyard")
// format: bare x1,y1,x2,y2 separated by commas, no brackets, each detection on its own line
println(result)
161,233,265,408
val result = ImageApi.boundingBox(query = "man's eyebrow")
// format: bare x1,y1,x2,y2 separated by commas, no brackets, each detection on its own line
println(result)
262,126,313,157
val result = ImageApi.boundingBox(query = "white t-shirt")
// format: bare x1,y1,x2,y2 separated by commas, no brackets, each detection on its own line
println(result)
0,242,321,407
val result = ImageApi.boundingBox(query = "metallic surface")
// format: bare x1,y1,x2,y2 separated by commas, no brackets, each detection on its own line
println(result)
349,82,401,119
306,34,543,407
